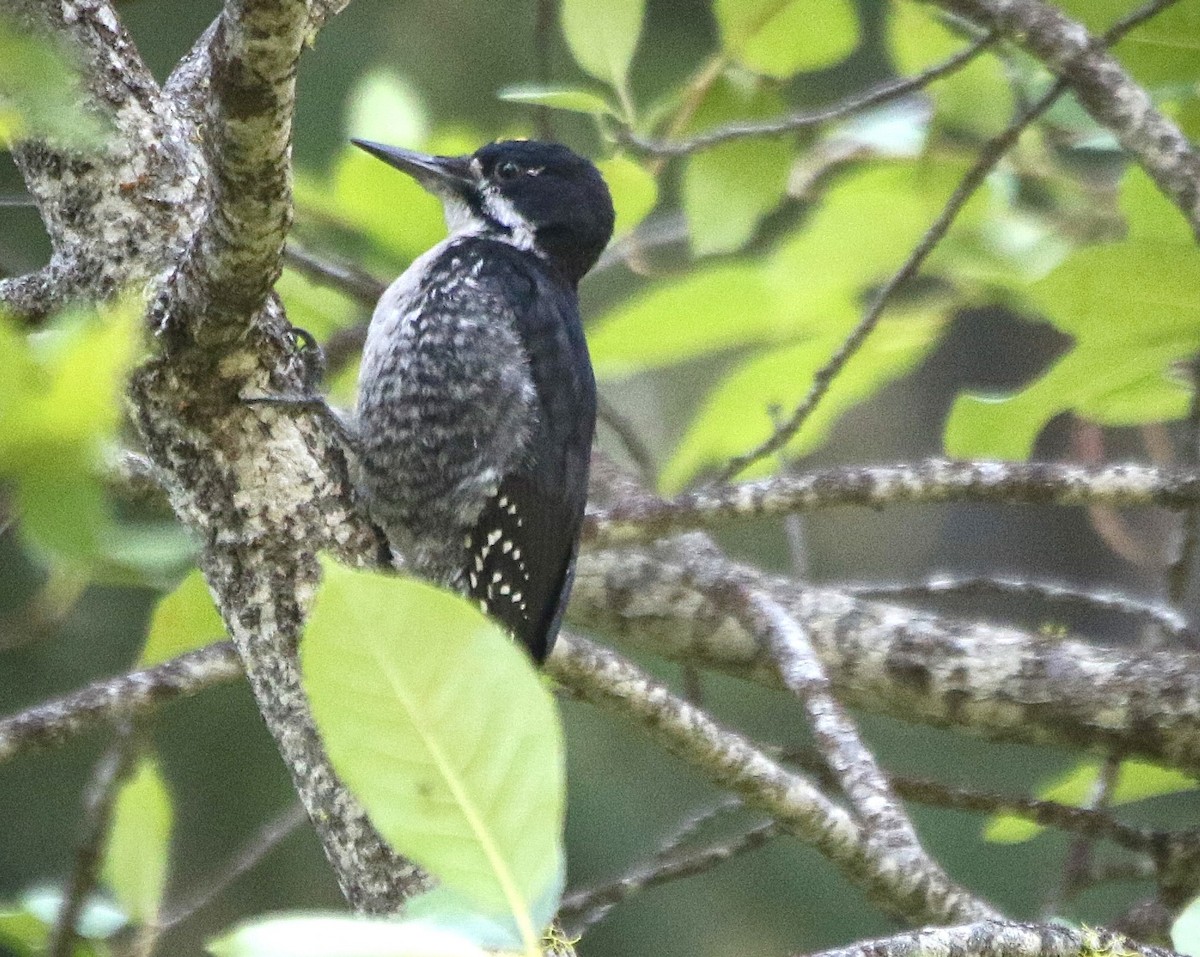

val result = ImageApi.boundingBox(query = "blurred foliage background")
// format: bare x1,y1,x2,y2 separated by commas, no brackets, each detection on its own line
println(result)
3,0,1200,954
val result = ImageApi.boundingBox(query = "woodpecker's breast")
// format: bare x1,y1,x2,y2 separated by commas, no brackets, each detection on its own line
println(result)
356,238,537,574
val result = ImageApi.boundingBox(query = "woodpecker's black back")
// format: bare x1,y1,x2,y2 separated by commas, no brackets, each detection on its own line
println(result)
353,139,614,662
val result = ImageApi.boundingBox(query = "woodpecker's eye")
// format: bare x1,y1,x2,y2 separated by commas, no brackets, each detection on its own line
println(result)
494,160,522,182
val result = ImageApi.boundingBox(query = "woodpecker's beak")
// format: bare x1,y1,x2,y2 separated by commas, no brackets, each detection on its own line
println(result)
351,140,474,196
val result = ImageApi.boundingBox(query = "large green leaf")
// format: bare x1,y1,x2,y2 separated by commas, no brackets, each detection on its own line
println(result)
560,0,643,101
140,568,226,666
714,0,858,77
595,153,658,238
985,758,1196,844
209,914,496,957
945,169,1200,459
0,302,142,567
680,73,794,255
888,3,1015,138
590,159,981,376
302,560,565,950
0,17,108,148
662,307,947,490
101,757,174,924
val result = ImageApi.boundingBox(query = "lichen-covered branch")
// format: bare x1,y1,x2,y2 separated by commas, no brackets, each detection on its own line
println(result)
569,537,1200,775
0,643,241,765
548,634,998,925
585,460,1200,548
923,0,1200,239
798,921,1181,957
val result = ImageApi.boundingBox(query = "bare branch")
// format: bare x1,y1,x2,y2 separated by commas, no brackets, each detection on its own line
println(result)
924,0,1200,239
284,242,386,308
560,818,780,936
621,32,998,156
846,574,1194,645
49,726,137,957
585,460,1200,548
569,537,1200,775
797,921,1181,957
0,643,241,766
547,633,998,925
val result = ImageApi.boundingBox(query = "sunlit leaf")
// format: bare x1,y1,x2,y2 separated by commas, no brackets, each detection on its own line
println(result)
560,0,643,99
0,301,143,567
208,914,496,957
681,73,793,255
345,70,430,147
21,886,126,939
662,306,948,490
140,568,225,666
498,84,617,117
945,169,1200,460
0,909,47,957
596,153,657,237
888,3,1014,138
302,560,565,949
0,17,108,148
715,0,858,77
591,160,981,376
1058,0,1200,88
1174,896,1200,957
985,758,1197,844
102,757,173,924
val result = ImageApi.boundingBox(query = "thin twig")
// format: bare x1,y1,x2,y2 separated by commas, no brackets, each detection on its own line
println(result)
49,724,138,957
283,242,385,308
845,574,1194,644
560,818,780,936
596,394,657,486
158,801,309,931
621,32,999,156
1167,359,1200,608
710,78,1068,485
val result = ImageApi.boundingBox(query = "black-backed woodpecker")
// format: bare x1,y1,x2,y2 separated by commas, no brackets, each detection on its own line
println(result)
352,139,615,663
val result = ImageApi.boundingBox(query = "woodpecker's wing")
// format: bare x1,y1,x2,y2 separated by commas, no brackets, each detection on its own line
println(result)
462,240,596,662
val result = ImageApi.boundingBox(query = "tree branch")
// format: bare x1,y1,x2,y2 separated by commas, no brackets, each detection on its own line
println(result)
798,921,1181,957
586,459,1200,547
923,0,1200,239
548,634,999,925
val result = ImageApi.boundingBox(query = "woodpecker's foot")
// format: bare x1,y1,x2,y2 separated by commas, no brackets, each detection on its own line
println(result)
291,326,327,392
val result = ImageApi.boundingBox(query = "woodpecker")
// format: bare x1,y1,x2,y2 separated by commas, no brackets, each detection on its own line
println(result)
351,138,614,663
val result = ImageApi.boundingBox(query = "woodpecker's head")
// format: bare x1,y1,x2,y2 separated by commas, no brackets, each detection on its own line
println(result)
353,138,615,285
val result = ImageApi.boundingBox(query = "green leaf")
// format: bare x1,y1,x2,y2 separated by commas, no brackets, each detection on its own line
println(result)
681,73,793,255
1174,896,1200,957
302,560,565,949
715,0,858,77
497,84,617,117
595,154,657,238
102,757,174,924
591,160,979,376
661,306,947,490
345,70,430,147
945,169,1200,460
560,0,643,97
276,268,362,343
0,17,109,149
0,910,48,957
985,759,1197,844
208,914,495,957
0,301,143,567
140,568,225,666
888,3,1014,138
1058,0,1200,88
